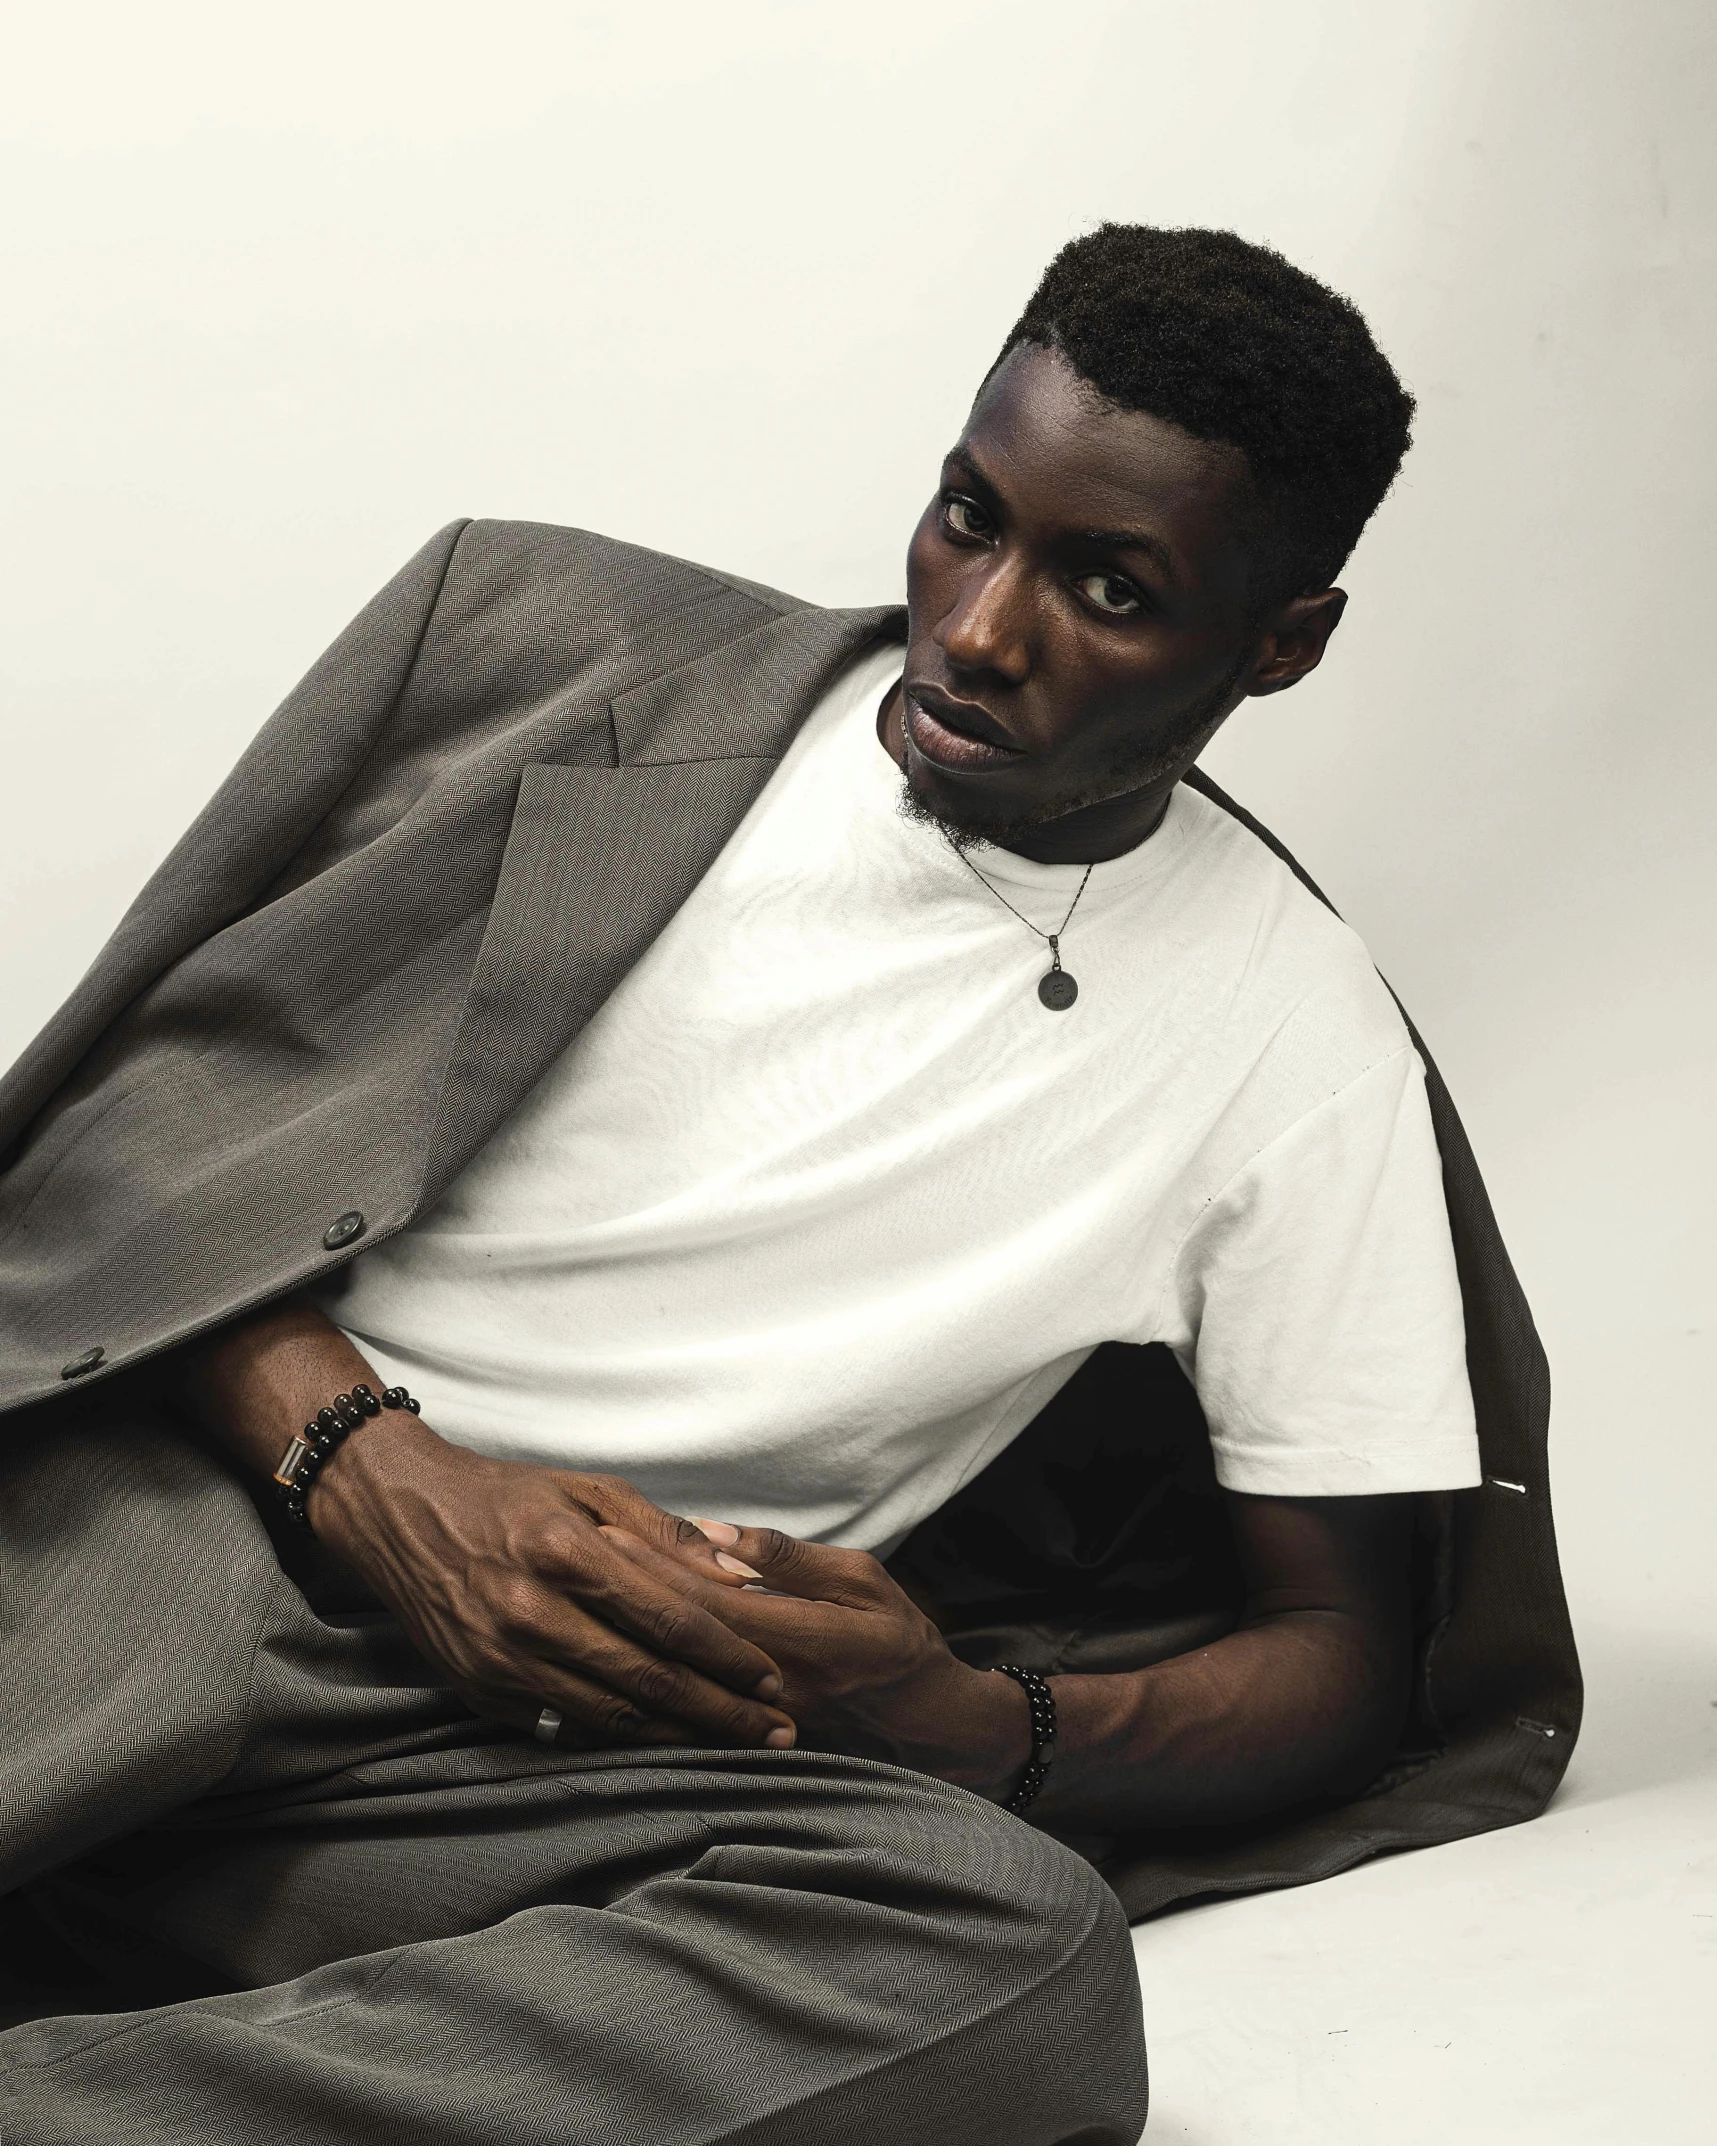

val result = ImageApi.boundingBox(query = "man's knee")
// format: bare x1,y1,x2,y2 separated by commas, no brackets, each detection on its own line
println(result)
891,1772,1124,1946
970,1797,1143,2028
954,1812,1148,2142
857,1776,1149,2142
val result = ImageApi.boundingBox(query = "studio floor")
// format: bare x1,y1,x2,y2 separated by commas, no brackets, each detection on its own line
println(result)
1127,1618,1716,2143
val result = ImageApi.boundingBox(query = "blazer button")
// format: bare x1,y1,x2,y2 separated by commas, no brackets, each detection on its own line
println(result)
322,1210,366,1250
61,1346,106,1379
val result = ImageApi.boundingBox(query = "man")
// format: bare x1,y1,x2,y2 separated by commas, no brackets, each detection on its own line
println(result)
0,227,1578,2142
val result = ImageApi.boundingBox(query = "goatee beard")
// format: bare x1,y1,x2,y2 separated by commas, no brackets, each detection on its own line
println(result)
896,662,1243,853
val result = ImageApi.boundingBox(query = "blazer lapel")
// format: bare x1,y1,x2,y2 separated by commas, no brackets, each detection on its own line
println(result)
420,600,905,1199
612,600,902,763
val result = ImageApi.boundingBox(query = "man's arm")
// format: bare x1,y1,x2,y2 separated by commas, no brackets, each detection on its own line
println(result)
171,1298,1411,1828
598,1492,1414,1833
1029,1490,1412,1830
170,1298,798,1752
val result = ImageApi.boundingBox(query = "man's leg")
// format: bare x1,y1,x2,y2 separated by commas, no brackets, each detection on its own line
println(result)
0,1413,1149,2145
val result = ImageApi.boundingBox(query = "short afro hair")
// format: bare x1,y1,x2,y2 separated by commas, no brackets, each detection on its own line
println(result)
997,224,1415,604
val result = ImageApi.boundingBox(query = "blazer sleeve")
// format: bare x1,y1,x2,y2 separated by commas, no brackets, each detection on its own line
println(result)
0,520,471,1158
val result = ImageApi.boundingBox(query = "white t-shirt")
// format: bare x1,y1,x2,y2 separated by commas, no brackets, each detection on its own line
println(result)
322,643,1479,1554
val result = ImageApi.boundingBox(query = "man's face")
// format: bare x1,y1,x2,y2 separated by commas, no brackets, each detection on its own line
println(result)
893,341,1340,861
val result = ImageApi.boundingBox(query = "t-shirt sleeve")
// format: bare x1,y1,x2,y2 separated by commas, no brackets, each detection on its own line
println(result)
1163,1044,1481,1497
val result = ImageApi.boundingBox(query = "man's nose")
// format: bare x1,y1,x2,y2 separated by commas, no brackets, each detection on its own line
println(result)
938,555,1032,684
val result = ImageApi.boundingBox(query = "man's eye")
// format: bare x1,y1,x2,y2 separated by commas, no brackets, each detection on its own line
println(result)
1076,572,1142,616
942,496,993,542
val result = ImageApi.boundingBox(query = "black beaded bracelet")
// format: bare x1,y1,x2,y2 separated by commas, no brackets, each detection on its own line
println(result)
271,1382,420,1527
991,1662,1057,1815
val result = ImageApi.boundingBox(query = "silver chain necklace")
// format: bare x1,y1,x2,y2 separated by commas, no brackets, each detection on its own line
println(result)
944,839,1095,1011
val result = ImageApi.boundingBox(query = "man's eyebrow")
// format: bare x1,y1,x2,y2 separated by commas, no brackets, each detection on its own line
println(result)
942,446,998,496
1078,526,1177,581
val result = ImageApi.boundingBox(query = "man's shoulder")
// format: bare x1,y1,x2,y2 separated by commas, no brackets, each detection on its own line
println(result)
438,519,818,635
1170,780,1414,1084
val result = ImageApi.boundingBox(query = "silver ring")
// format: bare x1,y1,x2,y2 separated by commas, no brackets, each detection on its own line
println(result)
533,1706,563,1746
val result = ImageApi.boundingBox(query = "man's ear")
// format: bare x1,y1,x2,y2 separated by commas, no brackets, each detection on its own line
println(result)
1247,588,1347,697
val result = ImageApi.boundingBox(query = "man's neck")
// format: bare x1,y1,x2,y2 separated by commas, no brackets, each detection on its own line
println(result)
977,783,1177,866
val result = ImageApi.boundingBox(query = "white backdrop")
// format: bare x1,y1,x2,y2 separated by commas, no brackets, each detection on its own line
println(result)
2,5,1712,2137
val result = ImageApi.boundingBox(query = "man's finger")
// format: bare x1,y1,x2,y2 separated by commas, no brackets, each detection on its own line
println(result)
537,1522,787,1698
600,1527,801,1624
690,1521,894,1611
552,1611,797,1746
467,1662,696,1751
563,1473,744,1578
530,1555,798,1739
600,1527,851,1651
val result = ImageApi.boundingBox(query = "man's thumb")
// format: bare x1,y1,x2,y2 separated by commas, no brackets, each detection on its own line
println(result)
690,1517,765,1582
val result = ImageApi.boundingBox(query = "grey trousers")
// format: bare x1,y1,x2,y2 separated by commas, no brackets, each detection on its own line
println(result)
0,1413,1149,2144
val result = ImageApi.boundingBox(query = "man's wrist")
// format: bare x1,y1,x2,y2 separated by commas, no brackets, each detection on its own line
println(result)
929,1660,1035,1802
303,1404,445,1549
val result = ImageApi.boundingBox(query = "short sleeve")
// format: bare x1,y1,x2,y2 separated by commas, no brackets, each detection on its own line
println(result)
1164,1046,1480,1497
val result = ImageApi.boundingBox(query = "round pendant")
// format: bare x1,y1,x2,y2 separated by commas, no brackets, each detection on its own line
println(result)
1038,968,1079,1012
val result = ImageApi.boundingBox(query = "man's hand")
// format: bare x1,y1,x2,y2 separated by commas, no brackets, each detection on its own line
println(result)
172,1300,796,1754
599,1520,1032,1798
310,1431,799,1753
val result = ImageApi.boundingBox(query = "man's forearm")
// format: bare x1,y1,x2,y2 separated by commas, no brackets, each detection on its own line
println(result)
1025,1610,1409,1835
172,1296,426,1504
172,1295,460,1567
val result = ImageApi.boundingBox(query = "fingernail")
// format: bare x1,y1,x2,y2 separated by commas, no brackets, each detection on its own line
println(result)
765,1726,796,1748
753,1672,783,1698
715,1552,762,1579
692,1517,741,1546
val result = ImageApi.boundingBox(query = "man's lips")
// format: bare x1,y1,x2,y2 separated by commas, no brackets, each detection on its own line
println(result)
902,684,1023,774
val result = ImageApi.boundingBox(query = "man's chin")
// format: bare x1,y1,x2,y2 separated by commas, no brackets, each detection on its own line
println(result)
896,770,1049,850
897,755,1182,852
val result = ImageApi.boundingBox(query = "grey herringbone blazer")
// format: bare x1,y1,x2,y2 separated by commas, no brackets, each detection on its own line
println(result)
0,519,1580,1917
